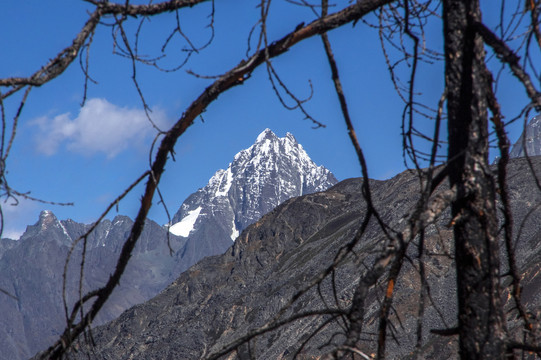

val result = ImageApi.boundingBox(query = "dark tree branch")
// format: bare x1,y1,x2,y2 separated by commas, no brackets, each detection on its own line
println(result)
0,10,102,91
0,286,18,301
0,0,212,94
60,170,150,334
320,7,393,243
444,1,508,358
475,20,541,111
340,184,462,354
528,0,541,50
507,340,541,353
38,1,396,358
484,67,538,349
204,309,347,360
98,0,211,17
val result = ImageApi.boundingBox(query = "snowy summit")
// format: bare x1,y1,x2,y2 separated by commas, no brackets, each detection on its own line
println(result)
167,129,337,245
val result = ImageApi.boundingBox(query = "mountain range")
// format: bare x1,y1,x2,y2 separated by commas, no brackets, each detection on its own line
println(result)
167,128,337,269
0,129,337,360
4,119,541,359
52,117,541,358
0,213,185,360
59,156,541,359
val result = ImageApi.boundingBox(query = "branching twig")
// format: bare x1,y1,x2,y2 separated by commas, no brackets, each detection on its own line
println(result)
39,1,395,358
476,21,541,111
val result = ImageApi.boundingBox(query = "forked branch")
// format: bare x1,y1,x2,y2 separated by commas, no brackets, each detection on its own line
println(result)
38,1,395,358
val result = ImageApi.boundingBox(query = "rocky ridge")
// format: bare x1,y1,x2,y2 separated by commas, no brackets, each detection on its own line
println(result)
167,128,337,270
0,213,184,360
0,128,337,360
63,157,541,359
510,114,541,158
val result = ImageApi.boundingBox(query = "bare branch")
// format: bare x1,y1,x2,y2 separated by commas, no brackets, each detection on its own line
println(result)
98,0,211,17
484,65,538,345
0,10,102,91
342,184,462,352
0,0,212,94
476,21,541,111
0,286,18,301
39,1,396,358
205,309,347,360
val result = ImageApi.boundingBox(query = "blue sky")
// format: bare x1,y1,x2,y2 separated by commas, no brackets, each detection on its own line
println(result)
1,1,537,239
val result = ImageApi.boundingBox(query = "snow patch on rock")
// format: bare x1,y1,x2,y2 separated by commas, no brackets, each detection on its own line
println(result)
169,206,202,237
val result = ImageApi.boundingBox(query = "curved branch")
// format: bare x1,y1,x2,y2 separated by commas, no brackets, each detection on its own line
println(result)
205,309,346,360
475,21,541,111
0,9,102,91
38,1,396,358
99,0,211,16
0,0,212,94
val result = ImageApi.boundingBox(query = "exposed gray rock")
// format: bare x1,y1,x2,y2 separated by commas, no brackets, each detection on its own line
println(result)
0,129,337,360
168,128,337,273
0,238,17,259
510,114,541,158
0,214,186,360
63,157,541,360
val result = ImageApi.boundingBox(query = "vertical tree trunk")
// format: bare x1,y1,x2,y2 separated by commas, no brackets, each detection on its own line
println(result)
443,0,508,358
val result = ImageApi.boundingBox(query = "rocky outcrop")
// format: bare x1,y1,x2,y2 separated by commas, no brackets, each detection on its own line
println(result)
0,214,185,360
0,129,337,360
510,114,541,158
168,128,337,273
64,157,541,359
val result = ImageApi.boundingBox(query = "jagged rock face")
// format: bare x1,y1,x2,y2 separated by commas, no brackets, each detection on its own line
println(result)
0,212,185,360
510,115,541,158
168,128,337,270
0,238,19,259
0,129,338,360
64,158,541,360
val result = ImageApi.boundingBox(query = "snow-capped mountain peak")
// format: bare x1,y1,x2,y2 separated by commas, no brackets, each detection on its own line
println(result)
234,129,318,175
256,128,277,143
168,129,338,258
18,210,73,246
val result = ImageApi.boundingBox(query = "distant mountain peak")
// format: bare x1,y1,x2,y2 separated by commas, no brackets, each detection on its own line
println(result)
18,209,73,246
285,131,296,142
37,210,61,234
39,209,56,223
252,129,300,157
167,129,337,268
256,128,278,143
0,209,187,360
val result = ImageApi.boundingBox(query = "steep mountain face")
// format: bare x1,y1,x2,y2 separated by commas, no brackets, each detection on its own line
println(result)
510,114,541,158
0,238,17,258
168,128,337,271
0,129,337,360
65,157,541,360
0,212,185,360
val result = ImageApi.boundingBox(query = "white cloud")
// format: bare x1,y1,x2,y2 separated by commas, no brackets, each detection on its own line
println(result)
33,98,169,158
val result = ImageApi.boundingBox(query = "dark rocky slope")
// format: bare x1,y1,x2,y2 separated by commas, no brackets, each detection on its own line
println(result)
0,215,185,360
167,129,337,272
1,129,337,360
510,114,541,158
63,157,541,359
